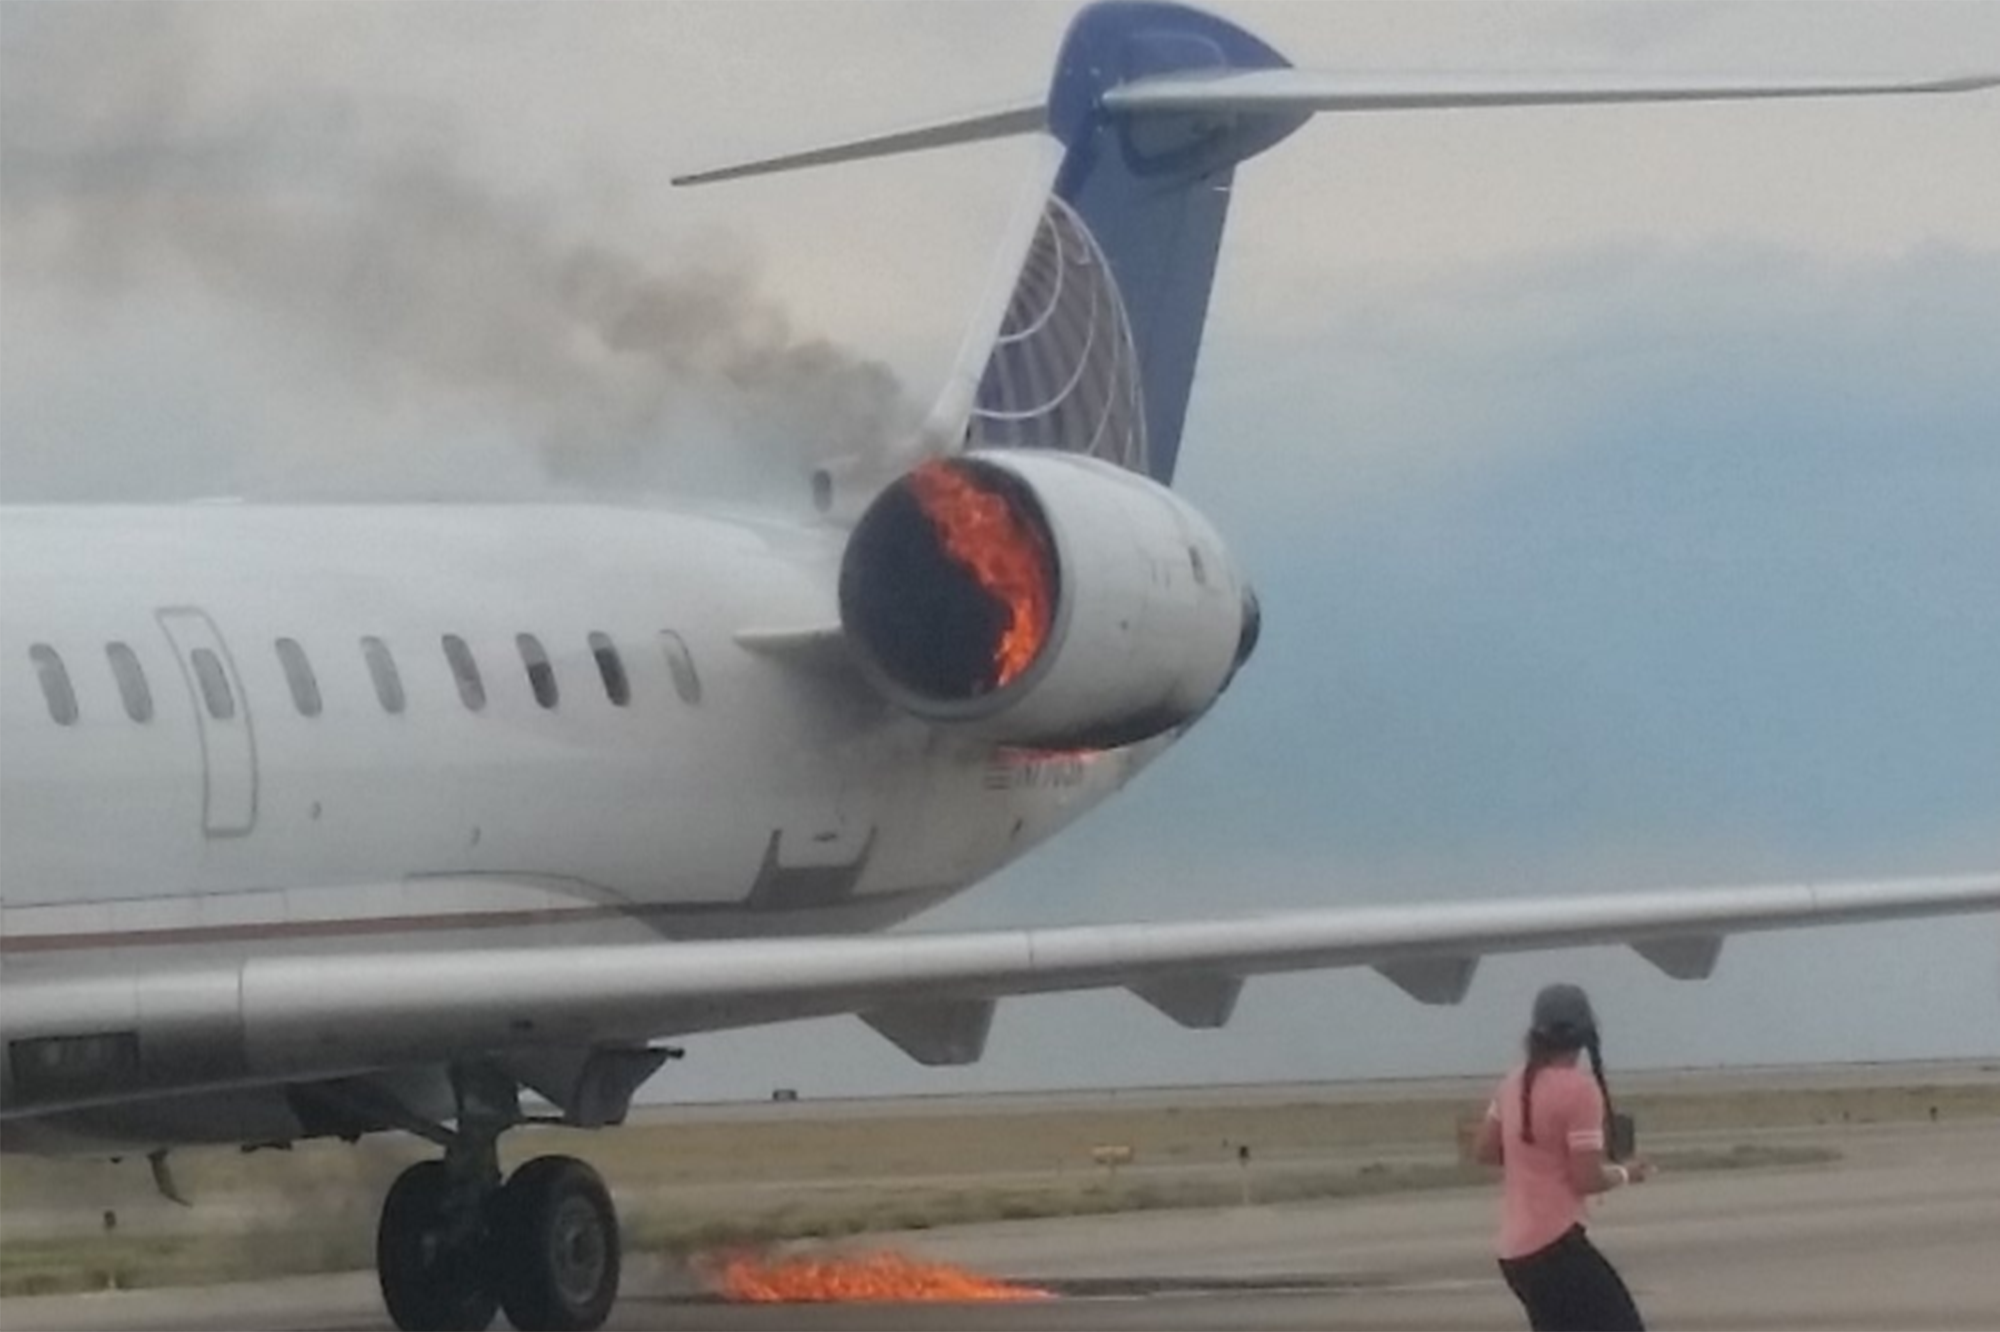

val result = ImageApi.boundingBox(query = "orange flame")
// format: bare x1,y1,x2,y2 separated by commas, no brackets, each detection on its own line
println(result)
710,1249,1052,1304
906,461,1054,689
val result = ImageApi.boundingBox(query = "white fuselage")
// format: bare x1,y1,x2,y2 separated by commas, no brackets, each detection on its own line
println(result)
0,503,1158,976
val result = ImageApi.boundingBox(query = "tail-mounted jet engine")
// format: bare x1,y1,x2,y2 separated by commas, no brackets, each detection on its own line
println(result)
839,451,1258,749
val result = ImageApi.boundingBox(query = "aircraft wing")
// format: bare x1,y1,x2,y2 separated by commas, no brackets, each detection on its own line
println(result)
215,868,2000,1072
8,872,1995,1116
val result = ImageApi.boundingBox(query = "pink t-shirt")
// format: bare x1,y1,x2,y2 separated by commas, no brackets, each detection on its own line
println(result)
1488,1062,1606,1260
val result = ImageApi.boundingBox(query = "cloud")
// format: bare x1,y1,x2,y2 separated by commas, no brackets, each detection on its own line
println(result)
1189,239,2000,513
1067,241,1997,918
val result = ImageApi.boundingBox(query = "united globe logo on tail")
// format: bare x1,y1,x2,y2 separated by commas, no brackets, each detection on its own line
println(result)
972,196,1150,477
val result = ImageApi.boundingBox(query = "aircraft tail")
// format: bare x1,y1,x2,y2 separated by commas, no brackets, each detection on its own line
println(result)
970,4,1301,486
676,2,1997,487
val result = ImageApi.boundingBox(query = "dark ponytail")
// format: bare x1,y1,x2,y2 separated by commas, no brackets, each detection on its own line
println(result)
1519,1030,1562,1144
1586,1033,1621,1158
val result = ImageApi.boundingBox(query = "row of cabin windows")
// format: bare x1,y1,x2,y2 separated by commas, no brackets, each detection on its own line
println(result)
26,632,701,727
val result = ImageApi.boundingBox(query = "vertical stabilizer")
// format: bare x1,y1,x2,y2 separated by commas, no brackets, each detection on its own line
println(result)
968,3,1306,484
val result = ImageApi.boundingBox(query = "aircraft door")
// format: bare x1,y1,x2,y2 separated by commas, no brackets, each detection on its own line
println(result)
155,607,259,837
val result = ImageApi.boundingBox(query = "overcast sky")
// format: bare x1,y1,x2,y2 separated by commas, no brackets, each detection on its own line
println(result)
3,2,1996,1100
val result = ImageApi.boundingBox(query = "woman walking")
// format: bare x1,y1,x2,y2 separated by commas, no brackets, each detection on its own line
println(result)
1474,983,1651,1331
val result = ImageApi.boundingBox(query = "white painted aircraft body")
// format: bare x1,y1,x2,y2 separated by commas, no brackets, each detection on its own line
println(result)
0,502,1143,963
3,4,1996,1330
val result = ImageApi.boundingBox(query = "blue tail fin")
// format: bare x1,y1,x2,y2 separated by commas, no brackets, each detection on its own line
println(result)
969,4,1304,485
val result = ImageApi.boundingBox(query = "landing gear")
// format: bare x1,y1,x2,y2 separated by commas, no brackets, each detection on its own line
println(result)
491,1156,621,1332
377,1153,624,1332
378,1161,498,1332
355,1066,625,1332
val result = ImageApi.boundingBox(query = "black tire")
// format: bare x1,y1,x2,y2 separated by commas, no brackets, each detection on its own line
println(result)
377,1160,499,1332
492,1155,621,1332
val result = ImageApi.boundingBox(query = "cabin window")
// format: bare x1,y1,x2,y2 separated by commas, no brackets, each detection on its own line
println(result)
442,635,486,711
105,642,153,722
30,645,78,725
189,647,235,720
589,632,630,707
275,638,322,717
361,637,405,715
517,633,558,709
661,631,701,705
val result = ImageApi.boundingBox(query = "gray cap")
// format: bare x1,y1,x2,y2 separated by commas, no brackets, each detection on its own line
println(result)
1530,983,1598,1045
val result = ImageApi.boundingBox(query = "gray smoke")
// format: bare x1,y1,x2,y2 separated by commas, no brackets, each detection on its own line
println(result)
0,4,917,504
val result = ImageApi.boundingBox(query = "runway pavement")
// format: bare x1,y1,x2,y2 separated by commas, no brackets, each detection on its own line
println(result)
6,1118,1997,1331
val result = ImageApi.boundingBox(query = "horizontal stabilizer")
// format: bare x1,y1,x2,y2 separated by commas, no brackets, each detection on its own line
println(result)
1102,69,2000,116
672,70,1998,189
673,103,1043,187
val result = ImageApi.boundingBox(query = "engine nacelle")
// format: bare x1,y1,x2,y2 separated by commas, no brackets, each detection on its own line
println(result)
839,451,1257,748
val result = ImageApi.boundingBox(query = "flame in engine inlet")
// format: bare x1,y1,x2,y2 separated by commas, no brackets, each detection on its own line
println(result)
906,460,1054,688
710,1249,1052,1303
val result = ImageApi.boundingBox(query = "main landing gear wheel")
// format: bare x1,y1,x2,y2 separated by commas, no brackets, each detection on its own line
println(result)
377,1160,499,1332
492,1155,622,1332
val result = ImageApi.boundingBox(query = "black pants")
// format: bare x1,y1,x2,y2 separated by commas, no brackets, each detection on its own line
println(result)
1498,1225,1645,1331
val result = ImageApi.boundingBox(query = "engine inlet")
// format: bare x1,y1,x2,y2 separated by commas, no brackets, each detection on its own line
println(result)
840,459,1059,702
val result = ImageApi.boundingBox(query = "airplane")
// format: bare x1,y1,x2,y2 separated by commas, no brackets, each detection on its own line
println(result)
3,2,1997,1329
